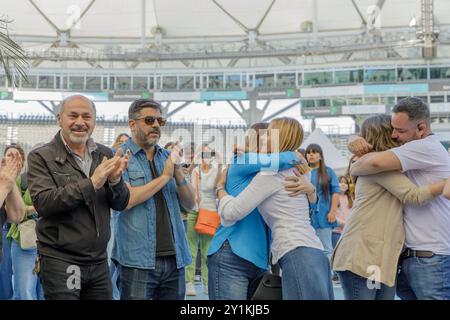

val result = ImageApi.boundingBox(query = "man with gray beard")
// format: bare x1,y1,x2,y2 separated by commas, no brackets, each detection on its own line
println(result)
27,95,130,300
112,99,195,300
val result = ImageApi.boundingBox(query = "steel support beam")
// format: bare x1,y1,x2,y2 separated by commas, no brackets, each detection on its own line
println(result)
262,99,300,122
167,101,192,118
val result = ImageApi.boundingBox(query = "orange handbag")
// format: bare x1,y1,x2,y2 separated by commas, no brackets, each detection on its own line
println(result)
193,169,221,236
194,208,221,236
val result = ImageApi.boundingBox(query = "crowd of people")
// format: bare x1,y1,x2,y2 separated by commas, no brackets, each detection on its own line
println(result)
0,95,449,300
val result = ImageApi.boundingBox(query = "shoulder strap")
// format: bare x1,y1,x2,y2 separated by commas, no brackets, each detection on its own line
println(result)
194,169,200,208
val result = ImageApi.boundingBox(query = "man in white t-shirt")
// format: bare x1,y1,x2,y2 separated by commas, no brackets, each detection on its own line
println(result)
347,97,450,300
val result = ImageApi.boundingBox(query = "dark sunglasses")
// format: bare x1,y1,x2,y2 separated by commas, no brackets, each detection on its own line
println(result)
134,116,167,126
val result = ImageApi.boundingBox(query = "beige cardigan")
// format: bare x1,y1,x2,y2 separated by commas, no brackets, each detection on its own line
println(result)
331,171,435,287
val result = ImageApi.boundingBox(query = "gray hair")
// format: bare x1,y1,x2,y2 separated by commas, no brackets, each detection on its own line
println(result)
57,95,97,115
392,97,430,125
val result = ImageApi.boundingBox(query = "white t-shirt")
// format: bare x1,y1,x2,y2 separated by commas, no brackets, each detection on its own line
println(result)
390,134,450,255
218,169,324,264
191,166,219,212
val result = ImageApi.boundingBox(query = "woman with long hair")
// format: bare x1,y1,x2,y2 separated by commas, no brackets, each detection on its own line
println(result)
305,144,340,259
185,144,222,297
207,122,304,300
216,117,333,300
331,114,446,300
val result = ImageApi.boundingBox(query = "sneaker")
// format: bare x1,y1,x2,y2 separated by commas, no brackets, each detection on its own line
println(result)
195,275,201,282
332,274,340,284
186,283,197,296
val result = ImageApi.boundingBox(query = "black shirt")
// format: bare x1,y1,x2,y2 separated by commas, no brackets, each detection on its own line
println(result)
0,206,7,263
148,160,175,257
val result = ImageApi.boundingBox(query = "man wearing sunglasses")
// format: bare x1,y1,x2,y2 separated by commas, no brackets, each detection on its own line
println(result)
112,98,195,300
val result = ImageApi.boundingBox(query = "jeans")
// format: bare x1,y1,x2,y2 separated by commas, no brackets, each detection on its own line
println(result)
108,216,120,300
118,255,184,300
0,229,13,300
39,255,112,300
11,241,44,300
396,254,450,300
186,211,212,286
207,240,267,300
279,246,334,300
315,228,333,259
331,232,341,249
337,270,396,300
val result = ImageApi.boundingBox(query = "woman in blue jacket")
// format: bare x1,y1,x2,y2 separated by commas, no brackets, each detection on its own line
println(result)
306,144,340,260
207,122,304,300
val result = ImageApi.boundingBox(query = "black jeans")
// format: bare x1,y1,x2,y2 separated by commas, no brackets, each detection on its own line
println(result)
39,255,112,300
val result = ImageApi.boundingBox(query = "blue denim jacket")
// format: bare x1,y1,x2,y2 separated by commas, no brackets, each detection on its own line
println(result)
207,152,299,270
111,139,192,269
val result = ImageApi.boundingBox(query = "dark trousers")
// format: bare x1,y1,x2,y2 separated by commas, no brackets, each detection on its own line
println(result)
39,255,112,300
118,256,183,300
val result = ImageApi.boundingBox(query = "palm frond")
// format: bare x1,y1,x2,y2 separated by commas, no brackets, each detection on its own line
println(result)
0,17,29,87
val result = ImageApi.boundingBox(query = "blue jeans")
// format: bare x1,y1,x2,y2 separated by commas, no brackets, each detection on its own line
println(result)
315,228,333,259
0,229,13,300
207,240,266,300
10,240,44,300
118,256,184,300
279,246,334,300
108,216,120,300
332,232,341,249
337,270,396,300
397,254,450,300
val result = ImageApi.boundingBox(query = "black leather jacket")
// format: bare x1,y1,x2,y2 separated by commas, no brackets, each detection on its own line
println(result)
27,132,129,264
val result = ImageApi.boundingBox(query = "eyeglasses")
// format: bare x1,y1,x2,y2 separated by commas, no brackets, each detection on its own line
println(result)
134,116,167,126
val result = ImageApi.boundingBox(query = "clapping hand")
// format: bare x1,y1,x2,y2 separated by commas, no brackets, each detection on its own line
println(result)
108,148,131,182
0,154,21,191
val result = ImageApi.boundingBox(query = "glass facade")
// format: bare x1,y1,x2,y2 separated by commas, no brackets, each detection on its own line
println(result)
179,76,194,90
133,76,148,90
225,74,241,89
0,74,6,88
208,75,224,89
162,76,177,90
430,67,450,79
11,65,450,95
276,73,296,88
255,74,274,88
398,68,427,81
86,76,101,90
68,76,84,90
22,75,38,88
335,69,363,84
304,72,333,86
364,69,396,83
38,75,54,89
301,99,316,108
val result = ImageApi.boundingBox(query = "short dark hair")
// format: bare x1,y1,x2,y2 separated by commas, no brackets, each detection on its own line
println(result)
128,99,163,119
392,97,430,124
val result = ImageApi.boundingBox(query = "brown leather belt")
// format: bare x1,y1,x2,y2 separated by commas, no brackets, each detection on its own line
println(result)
400,248,435,259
